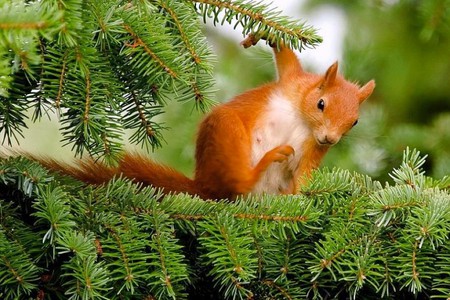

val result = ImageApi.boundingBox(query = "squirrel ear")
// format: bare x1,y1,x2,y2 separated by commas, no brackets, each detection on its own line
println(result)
273,46,303,81
358,80,375,103
321,61,338,88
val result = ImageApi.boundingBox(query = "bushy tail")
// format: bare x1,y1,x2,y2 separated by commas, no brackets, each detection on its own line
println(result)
12,151,203,198
118,152,203,197
30,155,118,185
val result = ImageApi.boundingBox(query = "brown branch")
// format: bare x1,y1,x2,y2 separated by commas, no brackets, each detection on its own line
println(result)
262,279,292,300
83,71,91,124
105,225,133,282
153,228,173,291
0,22,47,30
123,24,178,79
234,213,308,222
101,132,111,156
318,236,368,271
229,274,252,297
382,201,421,211
240,33,261,48
191,81,206,107
192,0,307,42
412,240,419,281
170,212,308,223
55,51,68,113
320,246,347,270
170,213,203,221
220,225,242,274
130,90,156,138
158,2,201,64
1,256,24,284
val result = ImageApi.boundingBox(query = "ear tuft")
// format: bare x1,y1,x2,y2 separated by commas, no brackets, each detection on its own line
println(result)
358,80,375,103
273,46,302,81
321,61,338,88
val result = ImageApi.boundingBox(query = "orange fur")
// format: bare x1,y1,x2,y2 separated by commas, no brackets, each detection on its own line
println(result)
21,44,375,200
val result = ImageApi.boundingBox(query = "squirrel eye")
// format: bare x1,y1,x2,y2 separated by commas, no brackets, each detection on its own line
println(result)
352,120,359,127
317,99,325,111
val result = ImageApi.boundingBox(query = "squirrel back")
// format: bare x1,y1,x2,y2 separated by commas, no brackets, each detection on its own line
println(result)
14,44,375,200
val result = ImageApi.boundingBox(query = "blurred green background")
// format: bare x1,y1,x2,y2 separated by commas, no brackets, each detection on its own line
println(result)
13,0,450,181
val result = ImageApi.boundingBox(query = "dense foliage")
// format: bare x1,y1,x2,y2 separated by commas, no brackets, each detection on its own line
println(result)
1,149,450,299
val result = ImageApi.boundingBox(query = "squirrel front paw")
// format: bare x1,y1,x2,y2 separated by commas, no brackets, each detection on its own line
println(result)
270,145,295,163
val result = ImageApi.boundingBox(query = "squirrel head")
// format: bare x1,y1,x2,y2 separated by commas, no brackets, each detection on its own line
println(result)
273,48,375,147
300,61,375,146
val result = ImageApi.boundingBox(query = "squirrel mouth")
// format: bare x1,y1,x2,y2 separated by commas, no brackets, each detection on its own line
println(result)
316,137,336,146
317,140,332,146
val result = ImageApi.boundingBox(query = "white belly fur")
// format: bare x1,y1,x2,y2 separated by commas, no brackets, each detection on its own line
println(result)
250,93,310,195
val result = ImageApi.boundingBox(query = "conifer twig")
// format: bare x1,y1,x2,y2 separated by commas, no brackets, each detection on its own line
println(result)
192,0,322,50
123,24,179,79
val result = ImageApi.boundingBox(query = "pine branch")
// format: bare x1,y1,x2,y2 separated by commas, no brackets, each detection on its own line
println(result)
145,213,190,298
32,185,77,262
0,48,12,97
0,1,61,95
58,41,124,162
257,233,306,299
191,0,322,50
62,255,112,299
3,156,54,197
49,0,85,47
123,24,179,79
0,231,40,299
432,242,450,297
0,89,29,146
101,217,151,295
156,0,216,110
57,230,97,259
199,213,258,299
389,147,427,187
161,193,322,238
121,90,165,151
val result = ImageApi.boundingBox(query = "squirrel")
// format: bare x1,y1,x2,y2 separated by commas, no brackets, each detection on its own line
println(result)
25,40,375,200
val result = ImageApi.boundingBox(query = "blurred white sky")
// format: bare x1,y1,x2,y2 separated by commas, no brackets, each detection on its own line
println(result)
206,0,346,71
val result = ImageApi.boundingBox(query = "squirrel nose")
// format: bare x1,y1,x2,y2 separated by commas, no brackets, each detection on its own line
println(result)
325,134,340,145
319,134,340,145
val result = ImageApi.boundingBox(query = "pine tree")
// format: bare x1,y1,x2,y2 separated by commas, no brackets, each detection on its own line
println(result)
1,1,450,300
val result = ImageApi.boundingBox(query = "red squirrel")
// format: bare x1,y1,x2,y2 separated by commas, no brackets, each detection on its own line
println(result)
31,43,375,200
